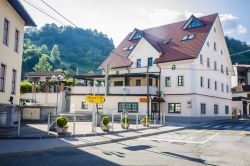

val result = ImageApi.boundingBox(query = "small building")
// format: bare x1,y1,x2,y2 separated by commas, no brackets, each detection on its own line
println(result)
0,0,35,127
231,64,250,87
70,13,233,122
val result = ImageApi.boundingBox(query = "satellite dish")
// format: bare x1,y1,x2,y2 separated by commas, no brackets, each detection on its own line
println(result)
172,65,176,70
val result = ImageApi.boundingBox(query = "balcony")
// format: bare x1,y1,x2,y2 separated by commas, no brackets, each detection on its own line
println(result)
71,86,158,95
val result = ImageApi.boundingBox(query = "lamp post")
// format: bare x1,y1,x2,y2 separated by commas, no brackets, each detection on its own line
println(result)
51,74,64,114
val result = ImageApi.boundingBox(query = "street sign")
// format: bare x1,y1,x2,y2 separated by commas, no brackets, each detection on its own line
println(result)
86,96,105,104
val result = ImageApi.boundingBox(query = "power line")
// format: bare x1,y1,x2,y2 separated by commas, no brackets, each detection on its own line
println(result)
230,49,250,56
22,0,66,26
40,0,79,28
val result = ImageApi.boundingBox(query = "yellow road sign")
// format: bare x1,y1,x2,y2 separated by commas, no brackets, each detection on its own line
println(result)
86,96,105,104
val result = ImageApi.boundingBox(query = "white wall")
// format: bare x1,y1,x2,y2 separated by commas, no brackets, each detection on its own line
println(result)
0,0,25,105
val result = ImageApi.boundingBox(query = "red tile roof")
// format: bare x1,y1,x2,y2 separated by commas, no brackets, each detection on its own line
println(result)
99,13,218,69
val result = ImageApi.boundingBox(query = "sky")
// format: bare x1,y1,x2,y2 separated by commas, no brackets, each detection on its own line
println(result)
21,0,250,46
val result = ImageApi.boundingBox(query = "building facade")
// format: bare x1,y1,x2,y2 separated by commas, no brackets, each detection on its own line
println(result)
0,0,35,126
70,13,233,121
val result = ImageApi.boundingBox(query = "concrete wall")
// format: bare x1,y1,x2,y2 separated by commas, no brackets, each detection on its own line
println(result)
0,0,25,105
0,104,20,127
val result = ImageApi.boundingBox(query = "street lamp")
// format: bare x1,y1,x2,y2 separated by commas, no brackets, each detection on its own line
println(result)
51,74,64,114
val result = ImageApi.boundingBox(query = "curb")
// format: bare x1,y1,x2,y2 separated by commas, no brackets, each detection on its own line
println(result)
0,125,165,139
0,127,186,157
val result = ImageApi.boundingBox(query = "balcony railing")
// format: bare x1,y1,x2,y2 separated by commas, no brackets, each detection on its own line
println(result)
71,86,158,95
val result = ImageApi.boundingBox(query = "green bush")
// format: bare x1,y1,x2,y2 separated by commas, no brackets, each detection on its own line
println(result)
20,80,32,93
122,117,130,124
102,116,109,126
56,116,68,127
141,117,151,123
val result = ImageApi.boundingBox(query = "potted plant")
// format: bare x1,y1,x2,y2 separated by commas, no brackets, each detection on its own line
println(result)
100,116,110,132
141,117,151,127
121,116,130,129
55,116,68,135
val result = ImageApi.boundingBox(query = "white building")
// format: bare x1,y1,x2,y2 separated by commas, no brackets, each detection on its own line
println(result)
0,0,35,126
70,13,233,122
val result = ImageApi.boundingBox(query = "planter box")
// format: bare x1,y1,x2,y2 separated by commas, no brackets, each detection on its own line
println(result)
121,123,129,129
56,126,68,135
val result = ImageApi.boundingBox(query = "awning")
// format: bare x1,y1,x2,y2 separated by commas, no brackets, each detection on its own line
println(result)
152,97,165,103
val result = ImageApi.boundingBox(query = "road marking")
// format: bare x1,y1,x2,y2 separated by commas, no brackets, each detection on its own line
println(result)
222,126,232,129
139,133,218,144
211,125,221,129
234,126,244,130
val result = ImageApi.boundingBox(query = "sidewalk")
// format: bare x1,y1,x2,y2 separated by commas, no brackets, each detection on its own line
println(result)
0,125,186,156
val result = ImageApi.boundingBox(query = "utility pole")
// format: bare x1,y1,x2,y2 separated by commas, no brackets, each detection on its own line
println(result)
146,66,150,118
104,65,109,96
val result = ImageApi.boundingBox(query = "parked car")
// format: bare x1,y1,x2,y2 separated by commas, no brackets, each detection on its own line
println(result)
20,98,38,106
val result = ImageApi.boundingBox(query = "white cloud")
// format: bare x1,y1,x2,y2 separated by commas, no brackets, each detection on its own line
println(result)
219,13,247,35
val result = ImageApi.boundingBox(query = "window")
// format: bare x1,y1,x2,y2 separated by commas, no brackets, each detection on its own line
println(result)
114,81,123,86
177,76,184,86
221,50,223,55
136,59,141,68
136,79,141,86
3,19,9,45
207,79,210,89
221,83,224,92
81,102,88,109
165,77,171,87
214,61,217,70
132,32,142,40
118,102,138,113
200,77,204,87
207,41,210,47
0,64,6,92
215,81,217,90
201,103,206,114
214,105,219,114
214,42,217,51
226,85,229,93
221,65,224,73
226,67,229,75
225,105,229,115
127,45,134,50
149,78,153,86
186,19,204,29
163,38,171,44
148,57,153,67
181,34,195,41
200,54,203,64
168,103,181,113
214,27,216,33
11,70,16,94
152,103,159,113
207,58,210,68
14,29,19,53
97,103,103,109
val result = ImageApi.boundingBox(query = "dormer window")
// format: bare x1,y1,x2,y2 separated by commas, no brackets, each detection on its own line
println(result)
183,15,204,30
187,19,204,29
163,38,171,44
132,32,142,40
181,34,195,41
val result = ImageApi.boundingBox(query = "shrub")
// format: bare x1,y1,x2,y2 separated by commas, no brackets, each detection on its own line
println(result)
102,116,109,126
122,117,130,124
20,80,32,93
56,116,68,127
141,117,151,123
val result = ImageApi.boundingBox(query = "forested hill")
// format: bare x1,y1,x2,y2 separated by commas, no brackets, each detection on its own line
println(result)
23,23,114,76
22,24,250,77
225,36,250,64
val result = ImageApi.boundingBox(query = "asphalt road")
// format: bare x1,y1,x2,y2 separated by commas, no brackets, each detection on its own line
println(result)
1,125,250,166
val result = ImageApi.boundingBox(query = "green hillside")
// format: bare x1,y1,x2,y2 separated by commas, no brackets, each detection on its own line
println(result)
22,23,114,77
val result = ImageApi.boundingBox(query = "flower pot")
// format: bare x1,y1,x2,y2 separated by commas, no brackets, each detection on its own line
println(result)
56,126,68,135
101,124,110,132
121,123,129,129
142,122,150,127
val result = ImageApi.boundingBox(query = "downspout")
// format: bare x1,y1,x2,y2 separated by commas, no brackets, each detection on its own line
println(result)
156,63,162,120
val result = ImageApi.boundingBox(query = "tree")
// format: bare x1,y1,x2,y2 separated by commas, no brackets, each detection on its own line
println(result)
51,44,60,61
40,44,49,55
33,55,52,72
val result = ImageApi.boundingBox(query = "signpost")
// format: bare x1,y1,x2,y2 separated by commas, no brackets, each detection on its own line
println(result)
86,95,105,132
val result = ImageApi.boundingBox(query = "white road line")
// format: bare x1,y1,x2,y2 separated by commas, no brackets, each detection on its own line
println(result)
222,126,232,129
139,133,218,144
211,125,221,129
201,125,213,128
234,126,244,130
